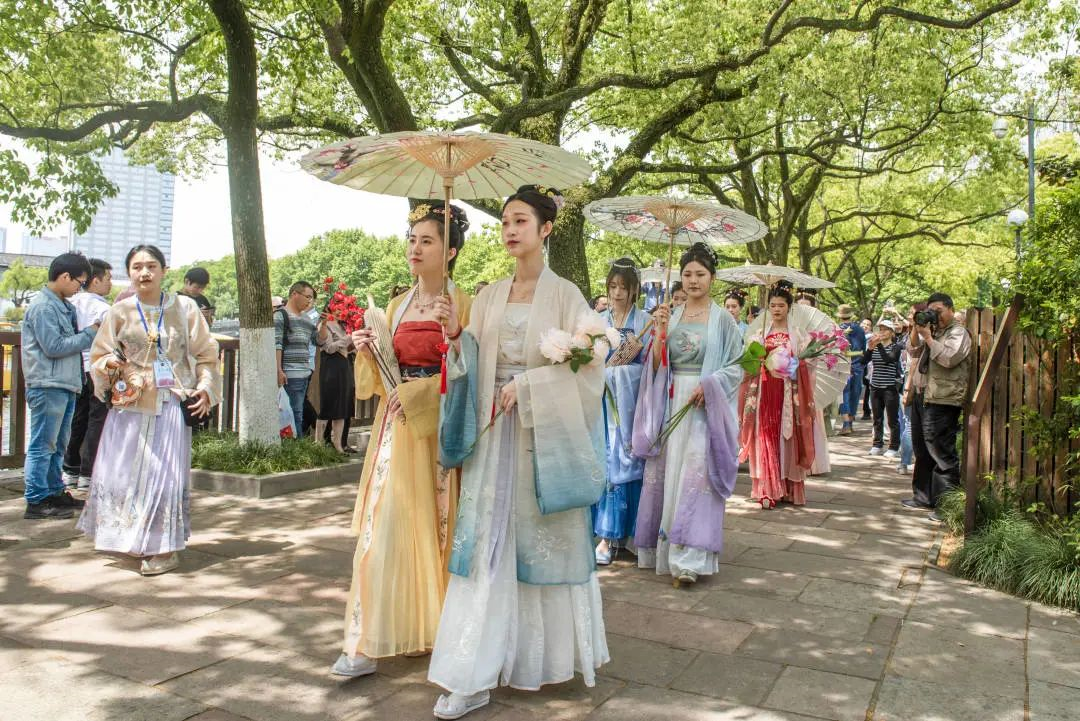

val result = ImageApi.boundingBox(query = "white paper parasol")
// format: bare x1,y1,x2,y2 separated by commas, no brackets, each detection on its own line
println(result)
301,131,593,292
584,196,767,358
714,261,835,289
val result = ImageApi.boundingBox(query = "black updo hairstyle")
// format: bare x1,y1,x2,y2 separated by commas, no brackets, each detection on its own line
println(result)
125,244,168,273
408,201,469,272
768,279,795,307
606,257,641,303
502,184,563,230
796,288,818,307
725,288,747,308
679,242,718,275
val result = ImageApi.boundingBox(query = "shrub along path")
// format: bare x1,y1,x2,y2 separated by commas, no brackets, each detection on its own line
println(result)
1,429,1078,721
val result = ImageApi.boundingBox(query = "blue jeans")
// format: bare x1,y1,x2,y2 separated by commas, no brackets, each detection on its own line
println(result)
839,365,865,418
24,387,77,504
899,401,914,467
284,376,310,437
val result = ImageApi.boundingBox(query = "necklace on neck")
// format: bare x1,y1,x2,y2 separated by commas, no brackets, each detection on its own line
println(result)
612,306,630,328
683,305,709,320
413,288,437,314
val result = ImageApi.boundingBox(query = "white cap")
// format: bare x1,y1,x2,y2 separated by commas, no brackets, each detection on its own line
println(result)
877,319,896,331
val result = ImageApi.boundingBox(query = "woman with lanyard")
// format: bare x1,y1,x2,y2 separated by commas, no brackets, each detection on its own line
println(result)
593,258,647,566
77,245,220,576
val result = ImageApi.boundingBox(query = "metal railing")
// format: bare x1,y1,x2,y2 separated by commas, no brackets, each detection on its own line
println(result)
0,334,376,469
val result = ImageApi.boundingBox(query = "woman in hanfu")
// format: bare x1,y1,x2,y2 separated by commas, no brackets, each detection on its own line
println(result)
795,290,832,476
738,281,818,508
429,185,609,719
77,244,220,576
593,258,648,566
330,203,472,678
631,243,743,588
724,288,750,334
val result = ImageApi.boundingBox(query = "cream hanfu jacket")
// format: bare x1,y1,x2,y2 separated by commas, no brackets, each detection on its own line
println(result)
440,268,605,586
90,293,221,415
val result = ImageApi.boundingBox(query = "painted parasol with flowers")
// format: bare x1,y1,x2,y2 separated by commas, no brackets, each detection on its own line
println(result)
583,195,767,361
300,131,592,294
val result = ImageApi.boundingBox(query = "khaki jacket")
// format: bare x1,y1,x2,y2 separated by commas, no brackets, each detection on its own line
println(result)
907,318,971,407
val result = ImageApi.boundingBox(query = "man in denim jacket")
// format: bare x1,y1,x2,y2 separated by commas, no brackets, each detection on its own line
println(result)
22,253,99,520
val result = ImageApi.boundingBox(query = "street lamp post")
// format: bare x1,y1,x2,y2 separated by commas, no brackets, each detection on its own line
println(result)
1007,208,1028,263
992,102,1037,260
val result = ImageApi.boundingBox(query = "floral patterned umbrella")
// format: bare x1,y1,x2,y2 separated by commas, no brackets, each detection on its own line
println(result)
714,261,835,289
301,131,593,292
584,195,767,356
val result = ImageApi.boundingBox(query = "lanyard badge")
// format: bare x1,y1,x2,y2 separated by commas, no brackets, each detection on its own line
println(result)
137,293,177,388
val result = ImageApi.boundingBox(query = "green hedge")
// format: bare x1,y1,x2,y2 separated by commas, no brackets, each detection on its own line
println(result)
939,488,1080,612
192,432,345,475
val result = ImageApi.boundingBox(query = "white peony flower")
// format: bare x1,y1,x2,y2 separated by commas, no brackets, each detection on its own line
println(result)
605,327,623,348
571,332,592,350
575,311,606,338
591,338,609,364
539,328,573,363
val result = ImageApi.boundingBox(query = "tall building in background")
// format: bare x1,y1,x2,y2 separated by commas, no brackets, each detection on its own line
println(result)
24,229,70,256
73,148,175,278
0,227,7,253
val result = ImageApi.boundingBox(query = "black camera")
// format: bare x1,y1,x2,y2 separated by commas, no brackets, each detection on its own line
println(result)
914,309,939,327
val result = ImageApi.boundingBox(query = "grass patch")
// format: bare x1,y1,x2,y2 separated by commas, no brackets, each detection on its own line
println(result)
192,432,345,475
946,487,1080,612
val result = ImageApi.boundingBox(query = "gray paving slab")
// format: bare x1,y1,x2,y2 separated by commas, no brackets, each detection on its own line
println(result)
872,675,1024,721
1030,680,1080,721
735,626,888,679
583,683,824,721
1028,625,1080,690
889,620,1026,697
763,666,876,721
604,600,754,655
492,675,625,721
907,571,1030,639
795,577,916,617
691,588,875,641
1029,602,1080,636
0,658,205,721
160,645,402,721
669,651,783,706
735,547,908,589
8,604,256,685
596,633,698,686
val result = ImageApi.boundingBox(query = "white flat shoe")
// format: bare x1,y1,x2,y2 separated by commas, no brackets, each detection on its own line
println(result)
434,691,490,720
139,553,179,576
330,651,378,677
673,569,698,588
331,653,377,677
595,545,612,566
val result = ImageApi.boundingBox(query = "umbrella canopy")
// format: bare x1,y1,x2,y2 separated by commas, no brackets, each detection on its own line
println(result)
715,262,835,289
300,130,592,200
583,196,768,247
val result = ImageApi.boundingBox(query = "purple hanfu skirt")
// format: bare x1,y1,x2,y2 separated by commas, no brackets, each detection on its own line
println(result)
77,394,192,556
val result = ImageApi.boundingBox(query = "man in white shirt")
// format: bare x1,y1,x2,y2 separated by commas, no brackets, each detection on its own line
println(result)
62,259,112,490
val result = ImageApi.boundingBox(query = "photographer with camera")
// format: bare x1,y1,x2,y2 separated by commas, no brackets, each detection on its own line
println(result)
900,293,971,521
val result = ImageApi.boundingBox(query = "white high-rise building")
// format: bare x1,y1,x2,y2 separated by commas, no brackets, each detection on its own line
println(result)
0,227,6,253
74,149,175,278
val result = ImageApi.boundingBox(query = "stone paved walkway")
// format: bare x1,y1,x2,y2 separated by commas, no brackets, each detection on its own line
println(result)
2,430,1079,721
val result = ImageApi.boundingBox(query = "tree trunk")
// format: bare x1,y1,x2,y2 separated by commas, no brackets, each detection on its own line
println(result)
208,0,278,444
549,199,591,296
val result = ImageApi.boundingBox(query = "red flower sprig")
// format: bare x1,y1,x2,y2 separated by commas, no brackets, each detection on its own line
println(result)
322,277,366,332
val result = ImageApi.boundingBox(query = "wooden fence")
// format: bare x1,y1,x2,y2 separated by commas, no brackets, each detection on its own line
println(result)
0,334,377,469
964,305,1079,516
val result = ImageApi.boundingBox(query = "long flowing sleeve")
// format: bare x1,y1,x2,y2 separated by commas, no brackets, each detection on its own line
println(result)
710,315,746,401
89,305,122,401
185,301,221,405
353,352,384,401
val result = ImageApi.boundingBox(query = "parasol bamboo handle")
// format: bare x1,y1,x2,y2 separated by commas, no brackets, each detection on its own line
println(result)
442,178,452,298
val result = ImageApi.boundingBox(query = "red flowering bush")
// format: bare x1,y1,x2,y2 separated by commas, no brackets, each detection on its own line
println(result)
322,277,366,332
